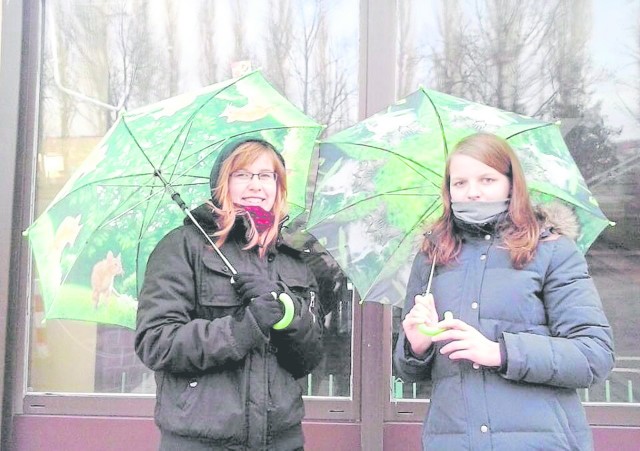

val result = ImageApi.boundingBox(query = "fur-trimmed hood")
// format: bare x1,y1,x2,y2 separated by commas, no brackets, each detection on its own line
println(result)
535,202,580,241
424,201,581,244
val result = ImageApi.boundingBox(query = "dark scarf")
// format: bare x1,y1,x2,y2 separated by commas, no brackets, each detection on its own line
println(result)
240,205,275,233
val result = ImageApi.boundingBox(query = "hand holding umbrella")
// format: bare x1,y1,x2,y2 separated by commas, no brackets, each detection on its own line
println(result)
233,272,296,331
415,257,449,337
431,318,502,368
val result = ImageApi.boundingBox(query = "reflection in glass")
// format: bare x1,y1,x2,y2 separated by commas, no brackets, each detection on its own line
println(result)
391,0,640,406
29,0,358,397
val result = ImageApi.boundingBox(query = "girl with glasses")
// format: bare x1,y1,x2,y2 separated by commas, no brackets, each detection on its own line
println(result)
136,138,324,451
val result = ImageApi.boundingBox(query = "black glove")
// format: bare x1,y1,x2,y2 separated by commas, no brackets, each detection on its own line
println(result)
247,292,284,334
234,272,281,303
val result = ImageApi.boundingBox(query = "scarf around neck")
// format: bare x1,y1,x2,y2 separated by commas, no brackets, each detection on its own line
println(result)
239,205,275,233
451,199,510,224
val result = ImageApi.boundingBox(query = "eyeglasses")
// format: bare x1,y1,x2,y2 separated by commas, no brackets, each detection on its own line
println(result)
230,170,277,183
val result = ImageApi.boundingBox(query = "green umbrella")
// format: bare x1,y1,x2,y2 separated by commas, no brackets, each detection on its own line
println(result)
24,70,324,329
305,87,612,307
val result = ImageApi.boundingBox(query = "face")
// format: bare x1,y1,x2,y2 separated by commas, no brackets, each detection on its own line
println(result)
449,154,511,202
229,153,277,211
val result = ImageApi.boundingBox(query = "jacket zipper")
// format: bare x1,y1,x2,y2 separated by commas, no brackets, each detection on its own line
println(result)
263,343,270,449
309,290,317,323
243,357,251,446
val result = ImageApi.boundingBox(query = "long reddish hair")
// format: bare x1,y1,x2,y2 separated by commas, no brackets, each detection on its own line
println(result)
422,133,539,269
210,141,288,258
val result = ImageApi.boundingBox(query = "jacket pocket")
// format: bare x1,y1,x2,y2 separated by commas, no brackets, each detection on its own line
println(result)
157,370,247,441
278,263,312,307
198,251,242,318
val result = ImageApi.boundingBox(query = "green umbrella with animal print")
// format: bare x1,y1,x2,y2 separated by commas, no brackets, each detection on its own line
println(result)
305,87,612,306
23,70,323,329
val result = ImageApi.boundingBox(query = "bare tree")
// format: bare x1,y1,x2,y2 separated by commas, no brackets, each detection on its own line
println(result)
309,6,351,132
263,0,294,95
540,0,619,180
429,0,557,113
430,0,471,97
49,0,111,133
107,0,162,114
259,0,354,133
226,0,256,78
198,0,218,85
162,0,182,96
293,2,323,114
397,1,424,97
46,0,165,132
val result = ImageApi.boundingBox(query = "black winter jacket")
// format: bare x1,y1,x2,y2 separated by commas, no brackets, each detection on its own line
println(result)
135,204,323,450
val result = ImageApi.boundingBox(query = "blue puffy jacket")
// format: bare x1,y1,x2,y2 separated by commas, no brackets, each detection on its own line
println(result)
394,205,614,451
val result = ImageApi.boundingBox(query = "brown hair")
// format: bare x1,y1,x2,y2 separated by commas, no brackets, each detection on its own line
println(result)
210,141,288,258
421,133,539,269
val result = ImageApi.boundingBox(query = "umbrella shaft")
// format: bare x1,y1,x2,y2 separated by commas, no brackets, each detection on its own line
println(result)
182,206,238,275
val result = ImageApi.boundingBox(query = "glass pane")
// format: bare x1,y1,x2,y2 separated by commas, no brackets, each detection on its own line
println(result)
28,0,358,398
303,248,354,398
391,0,640,406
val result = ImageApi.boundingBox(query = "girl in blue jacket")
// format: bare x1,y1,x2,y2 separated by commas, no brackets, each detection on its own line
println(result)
394,133,614,450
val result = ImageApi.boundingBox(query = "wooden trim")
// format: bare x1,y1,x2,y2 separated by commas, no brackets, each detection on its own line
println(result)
11,415,362,451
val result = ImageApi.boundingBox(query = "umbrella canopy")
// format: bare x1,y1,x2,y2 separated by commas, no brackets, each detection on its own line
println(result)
305,87,612,306
24,70,324,329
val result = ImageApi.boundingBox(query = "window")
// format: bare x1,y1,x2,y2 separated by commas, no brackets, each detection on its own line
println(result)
390,0,640,421
27,0,359,416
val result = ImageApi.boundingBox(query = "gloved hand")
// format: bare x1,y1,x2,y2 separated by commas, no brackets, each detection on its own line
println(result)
247,292,284,334
234,272,281,303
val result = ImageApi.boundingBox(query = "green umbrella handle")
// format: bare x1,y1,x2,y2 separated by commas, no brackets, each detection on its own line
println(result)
418,311,453,336
417,324,446,336
271,292,295,330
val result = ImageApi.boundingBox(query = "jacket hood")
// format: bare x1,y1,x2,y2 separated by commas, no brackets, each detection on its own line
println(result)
425,201,581,243
208,138,286,201
534,202,580,241
184,203,218,232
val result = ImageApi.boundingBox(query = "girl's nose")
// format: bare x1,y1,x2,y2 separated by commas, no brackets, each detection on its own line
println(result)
247,176,263,189
466,182,481,200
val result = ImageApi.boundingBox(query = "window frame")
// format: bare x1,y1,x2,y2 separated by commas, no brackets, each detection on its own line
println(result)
12,0,364,423
6,0,640,444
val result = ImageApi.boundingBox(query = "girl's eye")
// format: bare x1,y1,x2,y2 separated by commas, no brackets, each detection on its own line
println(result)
482,178,495,184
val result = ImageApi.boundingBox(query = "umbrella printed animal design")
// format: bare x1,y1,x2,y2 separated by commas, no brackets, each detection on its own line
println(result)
24,70,324,329
305,87,612,306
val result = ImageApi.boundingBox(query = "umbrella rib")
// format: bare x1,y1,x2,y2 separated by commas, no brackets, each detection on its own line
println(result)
134,185,168,294
167,125,322,186
358,198,442,302
99,186,169,225
421,89,450,160
165,120,195,182
504,122,552,140
122,78,244,178
155,77,260,174
307,187,440,228
322,141,444,183
98,179,208,188
120,119,161,172
53,180,169,298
